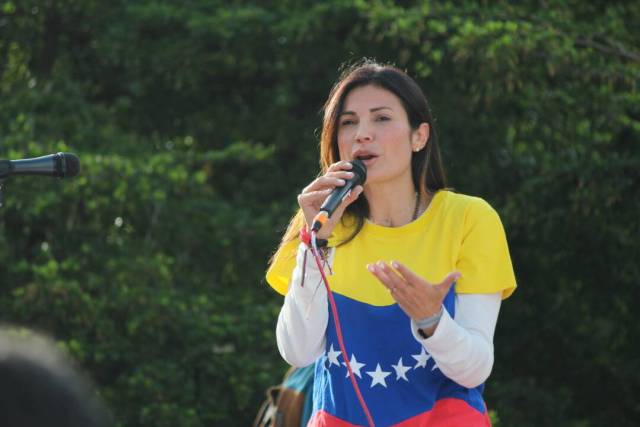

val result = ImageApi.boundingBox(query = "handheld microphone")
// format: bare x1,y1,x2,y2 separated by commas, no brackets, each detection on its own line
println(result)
311,159,367,232
0,152,80,179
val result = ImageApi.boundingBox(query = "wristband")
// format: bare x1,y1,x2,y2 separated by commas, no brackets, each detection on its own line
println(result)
415,306,443,338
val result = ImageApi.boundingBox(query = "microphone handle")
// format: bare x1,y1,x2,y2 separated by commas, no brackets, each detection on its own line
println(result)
11,154,60,176
319,177,360,218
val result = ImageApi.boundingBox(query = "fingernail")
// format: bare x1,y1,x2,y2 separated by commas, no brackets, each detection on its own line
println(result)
391,261,399,269
337,179,345,185
367,264,374,272
346,172,354,178
377,261,385,268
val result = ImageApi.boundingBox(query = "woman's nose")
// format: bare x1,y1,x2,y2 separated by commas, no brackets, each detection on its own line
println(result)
355,124,373,143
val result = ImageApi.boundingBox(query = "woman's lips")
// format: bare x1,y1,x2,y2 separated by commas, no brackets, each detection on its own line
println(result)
355,155,378,167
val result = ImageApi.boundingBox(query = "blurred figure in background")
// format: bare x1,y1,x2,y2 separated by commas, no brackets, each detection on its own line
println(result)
0,327,111,427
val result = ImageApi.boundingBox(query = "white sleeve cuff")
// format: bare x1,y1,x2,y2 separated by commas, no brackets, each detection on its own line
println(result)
410,292,502,388
288,243,328,304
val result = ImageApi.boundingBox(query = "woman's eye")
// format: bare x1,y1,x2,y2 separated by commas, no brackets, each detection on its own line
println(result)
376,116,390,122
340,119,355,126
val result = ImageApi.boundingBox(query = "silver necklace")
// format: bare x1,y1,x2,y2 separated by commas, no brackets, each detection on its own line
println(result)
369,192,421,226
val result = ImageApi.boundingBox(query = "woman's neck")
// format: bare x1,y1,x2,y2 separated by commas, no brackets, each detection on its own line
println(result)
364,178,422,227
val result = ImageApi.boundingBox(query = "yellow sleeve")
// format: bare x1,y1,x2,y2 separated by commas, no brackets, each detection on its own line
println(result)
265,239,300,296
455,198,517,299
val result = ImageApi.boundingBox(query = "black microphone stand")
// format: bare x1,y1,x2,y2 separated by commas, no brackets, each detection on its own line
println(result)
0,160,10,208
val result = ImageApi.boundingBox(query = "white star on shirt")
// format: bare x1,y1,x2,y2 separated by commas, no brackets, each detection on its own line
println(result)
391,357,411,381
343,354,365,379
326,344,341,367
412,347,431,369
366,363,392,388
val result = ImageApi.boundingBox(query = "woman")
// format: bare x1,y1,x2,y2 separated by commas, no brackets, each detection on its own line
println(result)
266,60,516,427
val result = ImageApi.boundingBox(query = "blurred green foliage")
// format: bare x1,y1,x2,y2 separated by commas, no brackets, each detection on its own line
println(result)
0,1,638,426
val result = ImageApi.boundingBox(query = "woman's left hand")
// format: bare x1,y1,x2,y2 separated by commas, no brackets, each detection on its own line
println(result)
367,261,461,320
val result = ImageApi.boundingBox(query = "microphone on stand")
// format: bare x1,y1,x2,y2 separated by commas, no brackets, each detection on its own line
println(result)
0,152,80,207
0,152,80,179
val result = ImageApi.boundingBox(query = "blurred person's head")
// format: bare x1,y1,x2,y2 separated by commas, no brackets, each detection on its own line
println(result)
0,328,111,427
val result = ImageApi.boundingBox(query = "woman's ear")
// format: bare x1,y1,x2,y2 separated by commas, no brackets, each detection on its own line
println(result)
412,123,430,152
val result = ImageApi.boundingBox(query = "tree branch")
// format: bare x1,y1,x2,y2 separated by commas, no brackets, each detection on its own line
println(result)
575,35,640,63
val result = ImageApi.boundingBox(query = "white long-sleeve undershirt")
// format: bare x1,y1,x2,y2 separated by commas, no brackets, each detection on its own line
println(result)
276,243,331,367
276,243,502,389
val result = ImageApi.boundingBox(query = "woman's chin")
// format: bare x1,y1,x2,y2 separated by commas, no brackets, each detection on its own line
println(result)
363,169,413,188
360,157,379,168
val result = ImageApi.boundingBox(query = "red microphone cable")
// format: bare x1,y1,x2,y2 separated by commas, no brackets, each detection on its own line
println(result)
310,231,376,427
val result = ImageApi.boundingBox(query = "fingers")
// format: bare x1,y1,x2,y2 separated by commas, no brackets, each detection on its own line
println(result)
302,171,355,194
301,176,343,193
374,261,461,296
391,261,426,288
367,261,407,296
299,174,351,215
301,160,358,195
299,175,361,213
326,160,353,173
436,271,461,293
367,262,461,320
297,188,332,205
394,261,460,290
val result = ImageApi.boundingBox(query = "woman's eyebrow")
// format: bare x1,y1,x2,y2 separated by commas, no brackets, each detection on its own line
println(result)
370,106,393,112
339,106,393,116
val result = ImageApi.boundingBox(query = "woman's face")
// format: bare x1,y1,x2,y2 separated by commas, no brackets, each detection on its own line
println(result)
337,85,424,186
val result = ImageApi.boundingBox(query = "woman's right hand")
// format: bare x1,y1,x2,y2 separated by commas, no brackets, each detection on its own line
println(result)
297,161,364,240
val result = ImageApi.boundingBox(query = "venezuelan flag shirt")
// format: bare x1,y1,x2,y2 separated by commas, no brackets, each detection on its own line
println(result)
267,190,517,426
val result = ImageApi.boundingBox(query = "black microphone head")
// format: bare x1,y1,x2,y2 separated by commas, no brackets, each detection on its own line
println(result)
349,159,367,185
57,152,80,178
